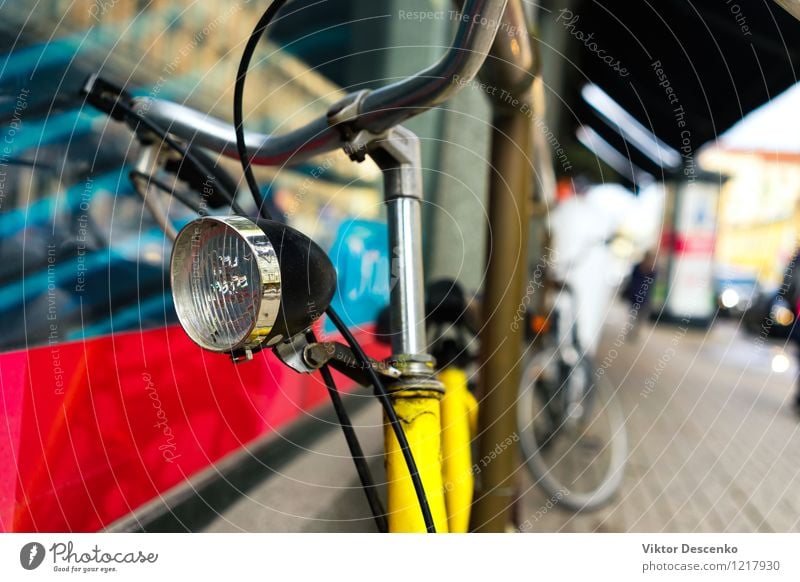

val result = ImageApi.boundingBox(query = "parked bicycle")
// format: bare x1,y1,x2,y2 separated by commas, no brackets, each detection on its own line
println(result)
517,243,628,512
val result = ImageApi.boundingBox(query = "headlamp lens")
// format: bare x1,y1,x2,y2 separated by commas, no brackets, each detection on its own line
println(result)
171,216,281,353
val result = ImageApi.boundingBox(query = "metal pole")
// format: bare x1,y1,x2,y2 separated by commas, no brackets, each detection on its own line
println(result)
470,0,537,532
471,107,533,532
368,125,429,361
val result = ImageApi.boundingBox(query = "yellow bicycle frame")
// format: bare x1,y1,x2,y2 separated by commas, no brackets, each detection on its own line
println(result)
384,366,477,533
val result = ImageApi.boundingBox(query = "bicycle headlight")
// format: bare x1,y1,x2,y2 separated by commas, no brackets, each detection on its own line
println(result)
170,216,336,355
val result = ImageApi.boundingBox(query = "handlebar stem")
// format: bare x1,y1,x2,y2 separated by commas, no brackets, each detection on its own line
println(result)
366,127,428,365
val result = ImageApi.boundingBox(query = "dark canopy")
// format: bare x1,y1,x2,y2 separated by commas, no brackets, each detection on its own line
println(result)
542,0,800,182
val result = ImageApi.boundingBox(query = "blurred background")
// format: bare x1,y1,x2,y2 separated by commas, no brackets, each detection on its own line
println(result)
3,0,800,533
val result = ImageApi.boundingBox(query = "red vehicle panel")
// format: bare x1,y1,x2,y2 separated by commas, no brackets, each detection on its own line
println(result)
0,324,385,532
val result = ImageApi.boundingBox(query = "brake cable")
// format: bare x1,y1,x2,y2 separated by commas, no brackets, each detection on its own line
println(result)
233,0,290,222
325,308,437,532
128,170,209,216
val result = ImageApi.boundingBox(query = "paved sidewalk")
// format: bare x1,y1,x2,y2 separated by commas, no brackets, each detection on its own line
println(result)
521,305,800,532
202,393,384,532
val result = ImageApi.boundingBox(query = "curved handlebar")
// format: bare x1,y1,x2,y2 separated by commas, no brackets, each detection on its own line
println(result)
355,0,507,135
131,0,508,166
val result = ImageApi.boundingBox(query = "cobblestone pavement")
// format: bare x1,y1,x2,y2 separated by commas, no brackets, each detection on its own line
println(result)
521,305,800,532
204,303,800,532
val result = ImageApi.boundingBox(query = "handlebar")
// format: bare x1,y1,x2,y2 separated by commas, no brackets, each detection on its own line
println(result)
130,0,508,166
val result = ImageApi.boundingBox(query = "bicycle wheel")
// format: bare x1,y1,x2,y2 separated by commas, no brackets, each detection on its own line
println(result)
517,348,627,512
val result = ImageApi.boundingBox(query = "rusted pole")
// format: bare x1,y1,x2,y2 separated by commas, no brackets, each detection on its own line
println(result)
469,0,539,532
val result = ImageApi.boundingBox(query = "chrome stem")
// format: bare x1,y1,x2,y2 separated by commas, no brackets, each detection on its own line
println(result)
368,126,428,361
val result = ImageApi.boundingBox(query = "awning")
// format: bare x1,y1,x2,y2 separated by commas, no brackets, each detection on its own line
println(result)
543,0,800,183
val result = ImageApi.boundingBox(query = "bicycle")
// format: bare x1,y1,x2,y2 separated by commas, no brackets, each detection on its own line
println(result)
517,261,628,512
82,0,518,533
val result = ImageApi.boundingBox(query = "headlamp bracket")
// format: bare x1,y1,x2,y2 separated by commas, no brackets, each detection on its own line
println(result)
274,336,402,387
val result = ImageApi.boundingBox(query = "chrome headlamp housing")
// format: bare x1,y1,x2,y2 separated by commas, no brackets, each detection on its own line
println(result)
170,216,337,356
171,216,281,353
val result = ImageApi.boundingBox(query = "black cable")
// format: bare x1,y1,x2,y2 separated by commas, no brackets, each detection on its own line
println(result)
306,331,388,533
326,307,437,533
319,365,388,533
129,170,209,216
233,0,291,220
113,100,248,216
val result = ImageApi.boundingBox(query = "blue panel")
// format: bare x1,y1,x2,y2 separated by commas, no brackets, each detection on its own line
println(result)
0,226,168,311
0,37,79,79
325,219,390,332
3,109,100,157
68,291,174,340
0,167,134,237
